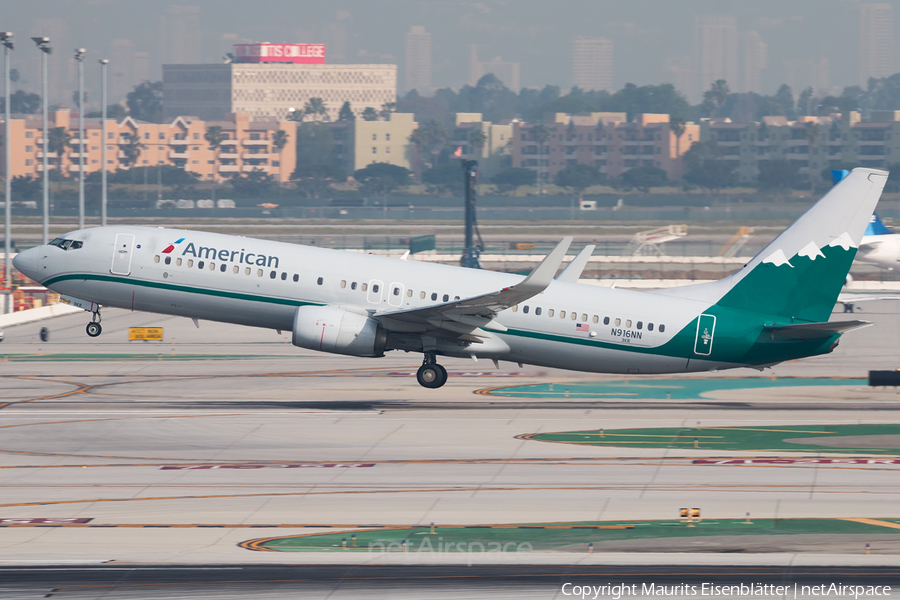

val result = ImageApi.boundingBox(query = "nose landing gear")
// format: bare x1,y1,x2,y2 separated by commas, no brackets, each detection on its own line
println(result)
86,308,102,338
416,351,448,389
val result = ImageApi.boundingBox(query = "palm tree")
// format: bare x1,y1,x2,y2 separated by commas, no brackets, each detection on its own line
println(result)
669,117,686,178
532,124,549,194
805,122,822,195
362,107,378,121
272,129,288,178
303,97,328,122
119,132,146,169
204,125,226,184
419,120,447,169
47,126,72,177
379,102,397,120
468,128,487,157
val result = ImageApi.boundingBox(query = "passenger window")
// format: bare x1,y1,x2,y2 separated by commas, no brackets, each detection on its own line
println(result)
637,321,643,329
187,259,193,268
393,287,400,296
361,283,368,291
281,272,287,280
455,296,460,300
270,270,276,279
625,319,632,328
209,262,215,270
294,274,300,282
523,306,530,314
592,315,598,323
442,294,449,302
603,317,610,325
431,293,437,301
582,314,588,322
176,258,182,266
419,291,426,299
164,256,171,265
614,318,621,326
232,265,239,274
548,309,555,317
154,255,160,263
245,267,251,275
341,280,347,289
220,264,227,272
373,283,379,293
317,277,324,285
535,307,542,316
648,323,654,331
659,324,666,333
571,312,577,321
406,289,412,297
351,282,357,290
198,261,205,269
512,305,518,312
257,269,263,277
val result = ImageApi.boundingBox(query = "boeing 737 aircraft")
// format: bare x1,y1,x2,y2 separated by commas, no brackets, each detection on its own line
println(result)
12,168,887,388
856,212,900,270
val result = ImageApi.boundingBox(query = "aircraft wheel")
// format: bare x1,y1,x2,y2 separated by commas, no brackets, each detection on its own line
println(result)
417,364,444,389
39,327,49,342
86,322,102,338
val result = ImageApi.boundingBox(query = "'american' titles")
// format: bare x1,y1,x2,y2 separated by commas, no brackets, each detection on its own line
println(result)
180,242,279,268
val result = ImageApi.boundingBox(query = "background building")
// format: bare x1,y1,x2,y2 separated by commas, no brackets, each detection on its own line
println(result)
0,110,297,183
741,31,767,94
469,46,520,90
450,113,513,178
404,26,432,94
693,16,738,98
572,37,613,92
860,3,894,86
163,62,397,122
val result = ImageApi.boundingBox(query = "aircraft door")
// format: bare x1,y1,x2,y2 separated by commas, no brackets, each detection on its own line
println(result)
388,282,404,307
367,279,384,304
693,314,716,356
110,233,135,276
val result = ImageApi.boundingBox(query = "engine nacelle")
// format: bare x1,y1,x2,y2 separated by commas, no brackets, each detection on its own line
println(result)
292,306,386,358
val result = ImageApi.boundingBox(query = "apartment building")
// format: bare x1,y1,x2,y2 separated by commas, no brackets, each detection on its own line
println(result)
1,110,297,184
512,113,699,183
449,113,513,179
699,110,900,183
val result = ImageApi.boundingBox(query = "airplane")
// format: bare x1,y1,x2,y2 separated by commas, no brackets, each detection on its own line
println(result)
856,212,900,270
12,168,887,389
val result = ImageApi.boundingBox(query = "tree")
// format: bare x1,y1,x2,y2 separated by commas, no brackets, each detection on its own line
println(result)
468,128,487,157
797,87,815,117
119,132,146,168
361,107,379,121
86,104,127,120
293,164,343,198
11,175,40,201
554,164,603,198
379,102,397,120
619,166,668,192
126,81,163,123
338,101,355,122
286,109,304,122
354,162,412,197
682,141,738,192
490,167,536,192
303,97,328,122
204,125,226,183
531,124,550,194
47,126,72,176
0,90,41,114
773,84,796,120
805,122,822,194
701,79,730,117
271,129,288,170
410,119,447,170
670,117,686,158
230,170,277,197
71,89,89,113
757,160,800,190
422,162,464,195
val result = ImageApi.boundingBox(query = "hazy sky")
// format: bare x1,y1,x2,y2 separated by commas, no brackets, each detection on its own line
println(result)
3,0,900,104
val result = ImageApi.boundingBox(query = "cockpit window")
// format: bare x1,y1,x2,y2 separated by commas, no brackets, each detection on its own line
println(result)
49,238,83,250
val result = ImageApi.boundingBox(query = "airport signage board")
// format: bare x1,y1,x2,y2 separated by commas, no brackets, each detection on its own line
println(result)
128,327,164,341
233,43,326,64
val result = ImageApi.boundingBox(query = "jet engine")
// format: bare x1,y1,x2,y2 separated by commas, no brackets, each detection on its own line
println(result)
292,306,386,358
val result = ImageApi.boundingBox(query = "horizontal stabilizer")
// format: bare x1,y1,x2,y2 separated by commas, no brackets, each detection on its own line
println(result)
763,320,871,339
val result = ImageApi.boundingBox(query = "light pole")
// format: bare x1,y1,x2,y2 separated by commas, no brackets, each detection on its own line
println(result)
1,32,12,314
32,36,51,245
99,58,108,227
74,48,85,230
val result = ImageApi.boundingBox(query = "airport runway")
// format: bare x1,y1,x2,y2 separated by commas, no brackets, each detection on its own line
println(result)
2,301,900,595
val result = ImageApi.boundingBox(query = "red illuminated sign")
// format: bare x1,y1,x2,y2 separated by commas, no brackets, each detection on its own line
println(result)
233,43,326,64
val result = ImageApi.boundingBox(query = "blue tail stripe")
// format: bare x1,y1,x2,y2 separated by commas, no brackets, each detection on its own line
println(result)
865,213,892,236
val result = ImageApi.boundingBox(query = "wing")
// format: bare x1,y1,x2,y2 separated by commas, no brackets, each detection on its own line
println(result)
555,245,595,283
374,237,573,339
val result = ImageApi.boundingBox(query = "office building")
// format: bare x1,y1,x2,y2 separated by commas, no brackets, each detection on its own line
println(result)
404,26,432,94
860,3,894,86
572,37,613,92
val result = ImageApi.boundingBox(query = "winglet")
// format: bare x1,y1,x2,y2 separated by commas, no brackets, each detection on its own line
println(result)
556,244,595,283
516,237,573,294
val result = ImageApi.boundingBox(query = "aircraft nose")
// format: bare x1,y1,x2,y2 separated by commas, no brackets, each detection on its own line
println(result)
12,246,40,280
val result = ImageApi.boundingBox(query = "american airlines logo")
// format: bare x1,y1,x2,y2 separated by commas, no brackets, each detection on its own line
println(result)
180,242,280,268
161,238,185,254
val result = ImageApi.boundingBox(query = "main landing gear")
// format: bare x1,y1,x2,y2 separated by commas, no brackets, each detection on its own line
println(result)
86,308,102,338
416,351,447,389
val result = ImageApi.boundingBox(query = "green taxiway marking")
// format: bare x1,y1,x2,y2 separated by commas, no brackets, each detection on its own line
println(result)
484,377,867,400
522,424,900,454
245,518,900,552
0,354,281,362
